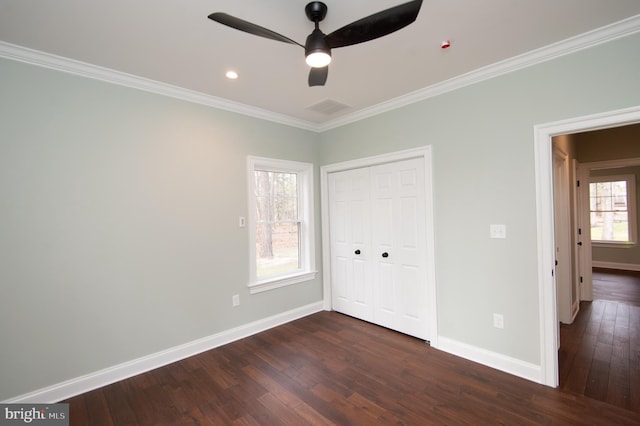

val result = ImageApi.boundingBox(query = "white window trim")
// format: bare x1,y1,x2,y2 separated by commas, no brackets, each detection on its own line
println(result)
589,173,637,247
247,156,316,294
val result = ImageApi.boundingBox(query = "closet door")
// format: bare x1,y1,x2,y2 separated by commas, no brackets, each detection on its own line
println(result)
328,168,373,321
370,158,428,339
328,158,429,340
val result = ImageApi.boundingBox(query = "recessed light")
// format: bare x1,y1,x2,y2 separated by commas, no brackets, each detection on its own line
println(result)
225,70,238,79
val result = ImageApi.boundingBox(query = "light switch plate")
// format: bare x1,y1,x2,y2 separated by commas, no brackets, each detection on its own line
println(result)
490,224,506,239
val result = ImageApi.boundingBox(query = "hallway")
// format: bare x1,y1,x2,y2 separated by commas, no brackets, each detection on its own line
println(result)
558,268,640,413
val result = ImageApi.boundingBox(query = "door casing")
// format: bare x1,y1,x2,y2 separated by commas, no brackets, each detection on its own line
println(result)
534,105,640,387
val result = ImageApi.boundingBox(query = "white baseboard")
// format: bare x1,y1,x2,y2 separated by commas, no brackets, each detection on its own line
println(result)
436,337,543,384
592,261,640,272
4,302,324,404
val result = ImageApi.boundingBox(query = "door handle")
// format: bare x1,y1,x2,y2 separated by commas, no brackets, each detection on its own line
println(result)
381,252,389,258
354,249,361,255
577,242,583,246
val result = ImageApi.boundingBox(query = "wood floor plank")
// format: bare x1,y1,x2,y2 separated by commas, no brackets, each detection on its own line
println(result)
82,389,115,426
607,302,631,409
65,395,89,426
101,382,138,425
255,392,310,425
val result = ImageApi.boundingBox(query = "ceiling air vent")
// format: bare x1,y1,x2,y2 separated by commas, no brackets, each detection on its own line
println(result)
306,99,351,116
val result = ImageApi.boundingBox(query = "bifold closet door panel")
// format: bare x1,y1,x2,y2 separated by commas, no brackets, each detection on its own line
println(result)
370,158,428,339
328,168,373,322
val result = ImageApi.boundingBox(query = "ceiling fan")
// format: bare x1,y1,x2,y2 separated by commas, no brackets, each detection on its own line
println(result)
208,1,423,87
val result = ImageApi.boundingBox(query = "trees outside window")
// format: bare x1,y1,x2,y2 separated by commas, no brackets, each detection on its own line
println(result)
254,170,300,277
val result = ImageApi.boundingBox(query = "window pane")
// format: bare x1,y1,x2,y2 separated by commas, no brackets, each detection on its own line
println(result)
256,222,300,277
254,169,300,278
612,181,627,196
613,195,627,210
613,212,629,241
254,171,298,222
590,213,601,240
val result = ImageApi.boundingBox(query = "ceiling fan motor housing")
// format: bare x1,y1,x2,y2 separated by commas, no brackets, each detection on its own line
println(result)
305,29,330,55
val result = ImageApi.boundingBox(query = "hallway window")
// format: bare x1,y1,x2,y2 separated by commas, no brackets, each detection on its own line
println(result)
247,156,316,293
589,174,637,244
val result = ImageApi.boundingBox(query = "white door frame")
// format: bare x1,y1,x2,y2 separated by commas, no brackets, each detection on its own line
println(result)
320,146,438,346
534,105,640,387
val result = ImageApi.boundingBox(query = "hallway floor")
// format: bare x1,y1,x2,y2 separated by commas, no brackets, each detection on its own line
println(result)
558,268,640,414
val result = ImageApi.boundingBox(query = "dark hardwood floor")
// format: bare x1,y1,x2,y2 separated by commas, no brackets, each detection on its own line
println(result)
559,268,640,416
592,268,640,306
65,308,640,424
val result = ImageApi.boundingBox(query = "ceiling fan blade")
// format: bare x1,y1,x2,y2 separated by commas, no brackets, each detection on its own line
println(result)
208,13,304,47
308,66,329,87
325,0,423,49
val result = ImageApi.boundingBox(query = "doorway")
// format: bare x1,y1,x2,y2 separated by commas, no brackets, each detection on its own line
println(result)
534,105,640,387
554,144,640,407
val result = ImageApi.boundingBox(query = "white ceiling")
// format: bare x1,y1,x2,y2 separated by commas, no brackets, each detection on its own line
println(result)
2,1,640,129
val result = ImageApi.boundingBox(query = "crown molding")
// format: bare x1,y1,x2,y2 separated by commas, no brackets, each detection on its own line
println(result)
318,14,640,132
0,41,323,132
2,13,639,134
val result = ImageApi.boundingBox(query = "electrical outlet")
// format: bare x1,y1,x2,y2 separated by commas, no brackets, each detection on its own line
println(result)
239,216,246,228
232,294,240,307
493,313,504,329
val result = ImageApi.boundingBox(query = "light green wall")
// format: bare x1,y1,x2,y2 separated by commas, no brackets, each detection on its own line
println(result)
318,32,640,364
0,58,322,400
1,30,640,401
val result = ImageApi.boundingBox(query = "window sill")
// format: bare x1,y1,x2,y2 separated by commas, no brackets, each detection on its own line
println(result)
248,270,317,294
592,241,636,249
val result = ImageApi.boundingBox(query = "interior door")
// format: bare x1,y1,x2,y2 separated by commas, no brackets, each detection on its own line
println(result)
370,158,428,339
328,168,373,322
577,163,594,300
570,159,582,307
553,146,574,324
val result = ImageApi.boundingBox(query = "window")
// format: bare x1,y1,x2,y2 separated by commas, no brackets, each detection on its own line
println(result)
247,156,316,293
589,174,637,245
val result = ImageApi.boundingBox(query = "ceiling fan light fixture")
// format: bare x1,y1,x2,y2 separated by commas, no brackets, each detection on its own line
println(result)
306,51,331,68
305,28,331,68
